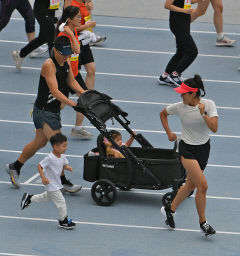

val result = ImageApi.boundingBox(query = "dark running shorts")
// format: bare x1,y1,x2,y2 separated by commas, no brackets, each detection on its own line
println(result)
78,44,94,69
32,106,62,130
179,140,210,170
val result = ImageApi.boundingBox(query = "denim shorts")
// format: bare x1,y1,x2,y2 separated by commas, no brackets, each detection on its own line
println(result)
32,106,62,130
179,140,210,171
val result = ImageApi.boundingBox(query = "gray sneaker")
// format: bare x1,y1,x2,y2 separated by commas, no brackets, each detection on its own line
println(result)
63,181,82,193
12,50,24,71
70,127,93,139
5,164,20,188
89,36,107,46
216,36,236,47
29,45,48,58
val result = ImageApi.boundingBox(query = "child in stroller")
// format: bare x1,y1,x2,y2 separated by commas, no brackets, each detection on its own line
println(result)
103,130,136,158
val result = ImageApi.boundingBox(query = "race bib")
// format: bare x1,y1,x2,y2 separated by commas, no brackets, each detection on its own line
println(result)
70,53,79,62
184,0,191,9
84,15,93,32
49,0,59,10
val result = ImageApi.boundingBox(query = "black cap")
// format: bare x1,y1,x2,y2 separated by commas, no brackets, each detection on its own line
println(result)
54,36,73,56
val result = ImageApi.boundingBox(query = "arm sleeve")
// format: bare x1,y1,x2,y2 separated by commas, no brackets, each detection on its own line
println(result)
39,156,50,168
207,100,218,117
62,155,69,165
166,102,181,115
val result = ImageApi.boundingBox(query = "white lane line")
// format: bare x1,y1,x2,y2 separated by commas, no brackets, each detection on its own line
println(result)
0,253,38,256
0,149,240,170
0,90,239,110
0,214,239,235
0,119,240,139
0,181,240,200
9,18,240,36
0,64,239,85
0,39,239,59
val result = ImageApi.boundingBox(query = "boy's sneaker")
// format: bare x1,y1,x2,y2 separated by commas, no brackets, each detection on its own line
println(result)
161,205,175,229
157,76,174,86
12,50,24,71
61,176,82,193
20,193,32,210
89,36,107,46
168,73,182,87
5,164,20,188
59,217,76,229
70,127,93,139
216,36,236,47
200,222,216,237
29,45,48,58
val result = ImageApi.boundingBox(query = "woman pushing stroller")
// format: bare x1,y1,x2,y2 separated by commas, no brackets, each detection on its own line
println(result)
160,74,218,237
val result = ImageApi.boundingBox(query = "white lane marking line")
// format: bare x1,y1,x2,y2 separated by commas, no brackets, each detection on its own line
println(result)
9,18,240,36
0,90,239,110
0,64,239,85
0,215,239,235
0,253,38,256
0,39,239,59
0,119,240,139
0,149,240,170
0,181,240,200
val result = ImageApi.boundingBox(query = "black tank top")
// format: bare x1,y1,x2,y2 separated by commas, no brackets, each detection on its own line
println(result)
34,0,55,17
170,0,190,25
34,56,70,113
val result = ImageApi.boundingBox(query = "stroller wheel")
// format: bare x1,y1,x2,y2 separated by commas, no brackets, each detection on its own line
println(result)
162,192,175,207
91,179,117,206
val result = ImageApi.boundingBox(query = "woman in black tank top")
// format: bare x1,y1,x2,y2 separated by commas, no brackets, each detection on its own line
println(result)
6,37,85,193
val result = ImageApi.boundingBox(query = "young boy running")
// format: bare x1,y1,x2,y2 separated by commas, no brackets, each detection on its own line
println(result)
20,133,76,229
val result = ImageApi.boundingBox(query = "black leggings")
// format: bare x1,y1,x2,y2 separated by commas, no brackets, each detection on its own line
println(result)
20,14,55,58
0,0,35,33
165,23,198,74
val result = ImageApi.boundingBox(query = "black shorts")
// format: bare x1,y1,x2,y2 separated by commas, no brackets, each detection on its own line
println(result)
179,140,210,170
78,44,94,69
69,73,88,94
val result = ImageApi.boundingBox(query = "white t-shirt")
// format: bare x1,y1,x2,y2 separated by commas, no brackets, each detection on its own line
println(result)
166,98,218,145
39,152,69,191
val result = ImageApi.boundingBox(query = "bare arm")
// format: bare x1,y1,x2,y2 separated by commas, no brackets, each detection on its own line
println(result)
199,103,218,133
160,109,177,141
63,26,80,54
165,0,193,14
76,21,96,32
37,164,49,185
41,59,77,107
125,132,136,147
63,164,73,172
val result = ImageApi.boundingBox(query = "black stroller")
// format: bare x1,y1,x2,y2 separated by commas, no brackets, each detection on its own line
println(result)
74,90,186,206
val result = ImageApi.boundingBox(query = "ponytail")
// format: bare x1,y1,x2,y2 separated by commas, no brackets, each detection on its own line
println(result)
184,74,206,97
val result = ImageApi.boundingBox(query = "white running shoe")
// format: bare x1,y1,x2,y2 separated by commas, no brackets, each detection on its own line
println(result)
89,36,107,46
29,45,48,58
70,127,93,139
12,51,24,71
216,36,236,47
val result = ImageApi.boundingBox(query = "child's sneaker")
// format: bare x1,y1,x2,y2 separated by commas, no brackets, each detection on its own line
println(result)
161,205,175,229
216,36,236,47
20,193,32,210
200,222,216,237
59,217,76,229
157,76,174,86
168,73,182,87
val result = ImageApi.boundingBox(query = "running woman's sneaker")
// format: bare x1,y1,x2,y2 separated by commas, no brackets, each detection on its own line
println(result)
168,73,182,87
89,35,107,46
20,193,32,210
5,164,20,188
12,51,24,71
29,45,48,58
216,36,236,47
70,127,93,139
61,176,82,193
158,76,174,86
200,222,216,237
161,205,175,229
59,217,76,229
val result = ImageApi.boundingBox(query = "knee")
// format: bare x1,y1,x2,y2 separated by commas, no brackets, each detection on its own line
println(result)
86,65,96,77
38,140,48,148
197,181,208,194
196,8,207,17
213,3,223,14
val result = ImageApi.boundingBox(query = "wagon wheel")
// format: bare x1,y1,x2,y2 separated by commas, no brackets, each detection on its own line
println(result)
117,185,131,191
91,179,117,206
162,192,175,207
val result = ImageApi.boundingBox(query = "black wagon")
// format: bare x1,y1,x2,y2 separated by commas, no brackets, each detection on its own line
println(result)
74,90,186,206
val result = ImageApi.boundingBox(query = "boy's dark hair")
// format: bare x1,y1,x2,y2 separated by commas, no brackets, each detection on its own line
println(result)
50,133,67,146
110,130,121,140
184,74,206,97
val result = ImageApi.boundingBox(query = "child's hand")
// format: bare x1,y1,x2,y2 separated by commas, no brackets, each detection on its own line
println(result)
64,165,73,172
42,177,49,185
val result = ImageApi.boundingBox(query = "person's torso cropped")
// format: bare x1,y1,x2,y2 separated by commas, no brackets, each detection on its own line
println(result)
34,0,59,17
34,56,70,113
170,0,191,25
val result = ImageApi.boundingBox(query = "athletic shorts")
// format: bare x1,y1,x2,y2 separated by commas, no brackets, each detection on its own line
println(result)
179,140,210,170
32,106,62,131
78,44,94,69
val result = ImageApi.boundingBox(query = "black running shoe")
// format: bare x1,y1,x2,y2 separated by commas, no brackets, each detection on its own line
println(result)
200,222,216,237
161,205,175,229
158,76,174,86
168,73,182,87
20,193,32,210
59,217,76,229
